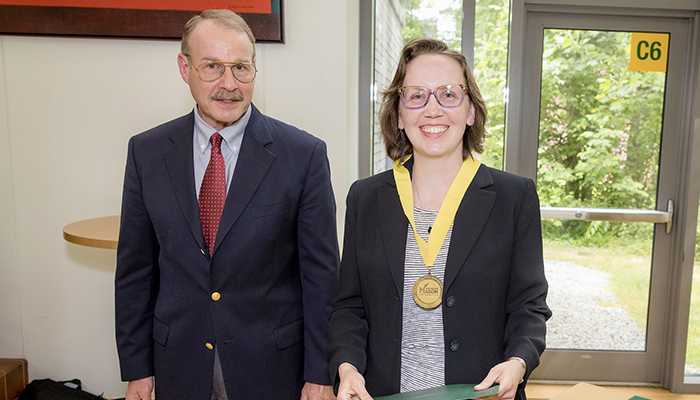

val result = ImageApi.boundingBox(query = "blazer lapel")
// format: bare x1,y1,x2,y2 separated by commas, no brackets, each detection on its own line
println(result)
163,112,207,250
213,105,274,255
378,169,410,298
443,165,496,292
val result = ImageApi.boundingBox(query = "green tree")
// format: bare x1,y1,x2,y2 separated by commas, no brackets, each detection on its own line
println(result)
474,0,510,169
438,0,463,50
401,0,434,43
537,30,665,243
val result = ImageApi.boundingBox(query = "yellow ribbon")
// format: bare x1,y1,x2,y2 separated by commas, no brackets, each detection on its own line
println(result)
393,154,481,270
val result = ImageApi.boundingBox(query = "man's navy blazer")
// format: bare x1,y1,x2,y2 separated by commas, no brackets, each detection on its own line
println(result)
115,104,339,399
328,160,551,399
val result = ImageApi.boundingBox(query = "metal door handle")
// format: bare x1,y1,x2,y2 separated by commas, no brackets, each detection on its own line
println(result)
540,200,674,233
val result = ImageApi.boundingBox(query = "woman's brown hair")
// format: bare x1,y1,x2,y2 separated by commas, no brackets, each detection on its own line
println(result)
379,38,488,160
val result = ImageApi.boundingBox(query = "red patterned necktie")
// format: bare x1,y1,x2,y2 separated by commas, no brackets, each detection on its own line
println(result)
199,132,226,256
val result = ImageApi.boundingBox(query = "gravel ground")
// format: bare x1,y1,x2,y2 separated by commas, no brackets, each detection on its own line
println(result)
544,260,646,351
544,260,700,375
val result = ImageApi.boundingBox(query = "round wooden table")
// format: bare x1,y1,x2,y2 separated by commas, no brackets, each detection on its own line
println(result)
63,215,120,249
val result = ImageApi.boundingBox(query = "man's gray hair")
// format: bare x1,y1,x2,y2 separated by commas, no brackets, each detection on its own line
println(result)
181,9,256,59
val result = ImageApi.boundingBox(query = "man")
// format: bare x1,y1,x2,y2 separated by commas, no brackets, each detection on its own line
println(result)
115,9,339,400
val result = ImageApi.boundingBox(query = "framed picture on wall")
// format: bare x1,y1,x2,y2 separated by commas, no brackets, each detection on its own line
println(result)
0,0,283,43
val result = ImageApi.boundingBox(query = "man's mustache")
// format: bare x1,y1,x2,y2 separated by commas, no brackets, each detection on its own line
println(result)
211,90,244,101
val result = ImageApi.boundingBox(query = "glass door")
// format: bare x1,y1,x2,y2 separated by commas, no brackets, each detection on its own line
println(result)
510,9,693,382
538,27,671,352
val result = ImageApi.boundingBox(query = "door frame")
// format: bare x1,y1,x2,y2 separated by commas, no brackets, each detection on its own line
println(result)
506,0,700,392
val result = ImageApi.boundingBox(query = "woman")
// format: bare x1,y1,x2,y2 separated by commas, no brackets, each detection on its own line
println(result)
327,38,551,400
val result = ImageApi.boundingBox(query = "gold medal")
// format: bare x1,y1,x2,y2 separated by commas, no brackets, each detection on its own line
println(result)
412,273,443,309
394,155,480,310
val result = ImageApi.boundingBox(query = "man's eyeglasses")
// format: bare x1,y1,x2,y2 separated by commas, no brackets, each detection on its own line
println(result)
185,54,257,83
399,84,468,109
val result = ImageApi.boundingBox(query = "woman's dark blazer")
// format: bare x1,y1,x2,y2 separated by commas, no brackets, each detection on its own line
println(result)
328,159,552,399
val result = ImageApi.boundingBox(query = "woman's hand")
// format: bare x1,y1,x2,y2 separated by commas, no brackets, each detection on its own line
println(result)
474,358,526,400
337,363,373,400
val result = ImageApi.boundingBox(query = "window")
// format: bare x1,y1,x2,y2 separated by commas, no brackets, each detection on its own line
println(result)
367,0,509,175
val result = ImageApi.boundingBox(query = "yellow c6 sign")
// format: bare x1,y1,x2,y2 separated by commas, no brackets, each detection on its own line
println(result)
630,32,669,72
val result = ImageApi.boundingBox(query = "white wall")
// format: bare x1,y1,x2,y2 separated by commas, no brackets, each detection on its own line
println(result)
0,1,358,397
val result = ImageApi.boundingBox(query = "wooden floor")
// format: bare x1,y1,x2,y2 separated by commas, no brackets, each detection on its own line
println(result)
527,383,700,400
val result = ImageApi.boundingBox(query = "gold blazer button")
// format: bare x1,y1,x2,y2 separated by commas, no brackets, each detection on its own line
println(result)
205,343,214,350
211,292,221,301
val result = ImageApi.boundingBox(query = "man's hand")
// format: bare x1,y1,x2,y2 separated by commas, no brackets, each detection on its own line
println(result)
474,358,526,400
125,376,154,400
301,382,335,400
336,363,373,400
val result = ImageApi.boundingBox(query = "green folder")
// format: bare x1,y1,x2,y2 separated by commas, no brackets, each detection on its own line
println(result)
375,384,499,399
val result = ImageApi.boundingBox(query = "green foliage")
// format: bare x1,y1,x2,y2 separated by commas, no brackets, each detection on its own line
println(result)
538,30,665,240
688,206,700,370
697,233,700,264
688,265,700,370
438,0,463,50
696,204,700,263
542,220,653,253
400,0,463,48
474,0,509,169
401,0,432,43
